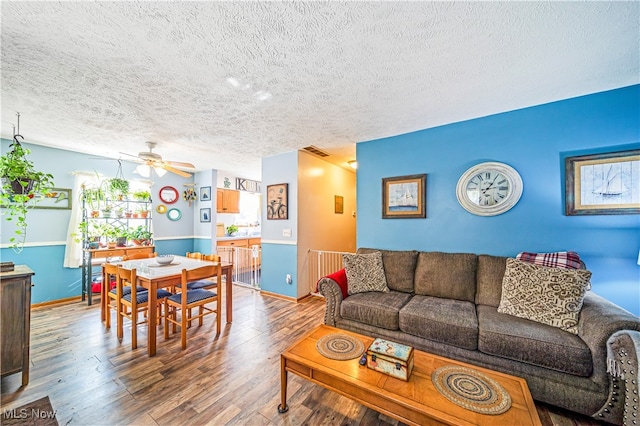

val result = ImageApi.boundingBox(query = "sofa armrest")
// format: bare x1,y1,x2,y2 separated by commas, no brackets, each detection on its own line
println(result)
317,277,345,327
605,330,640,425
579,293,640,379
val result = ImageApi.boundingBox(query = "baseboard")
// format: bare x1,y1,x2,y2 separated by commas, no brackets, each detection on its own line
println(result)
32,295,83,309
260,290,314,303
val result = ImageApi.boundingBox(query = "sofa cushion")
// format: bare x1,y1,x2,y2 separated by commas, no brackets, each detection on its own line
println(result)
341,291,412,330
477,305,593,377
358,248,418,293
497,258,592,334
475,254,507,307
343,251,390,295
399,295,478,350
414,252,477,302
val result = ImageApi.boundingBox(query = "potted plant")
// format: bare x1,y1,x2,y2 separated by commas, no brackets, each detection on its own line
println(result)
101,204,113,218
108,178,129,200
128,225,153,246
132,190,151,202
81,185,106,218
226,224,239,237
0,136,55,251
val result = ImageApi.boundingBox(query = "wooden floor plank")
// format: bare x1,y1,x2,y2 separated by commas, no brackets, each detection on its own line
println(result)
0,286,605,425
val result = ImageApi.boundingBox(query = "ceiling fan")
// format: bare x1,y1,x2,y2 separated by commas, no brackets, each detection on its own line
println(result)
120,142,195,178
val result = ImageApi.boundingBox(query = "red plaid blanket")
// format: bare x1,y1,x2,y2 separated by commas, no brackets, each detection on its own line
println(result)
516,251,583,269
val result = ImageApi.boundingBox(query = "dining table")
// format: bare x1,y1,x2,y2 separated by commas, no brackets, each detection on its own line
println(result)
101,255,233,356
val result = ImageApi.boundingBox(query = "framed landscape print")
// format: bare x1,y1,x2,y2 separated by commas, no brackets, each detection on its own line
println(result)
382,174,426,219
200,186,211,201
267,183,288,220
565,149,640,215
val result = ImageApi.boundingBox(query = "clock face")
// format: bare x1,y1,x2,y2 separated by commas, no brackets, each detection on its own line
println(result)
465,170,510,207
456,162,523,216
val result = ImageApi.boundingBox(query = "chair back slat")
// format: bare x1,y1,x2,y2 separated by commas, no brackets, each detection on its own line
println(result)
122,252,156,261
186,252,203,260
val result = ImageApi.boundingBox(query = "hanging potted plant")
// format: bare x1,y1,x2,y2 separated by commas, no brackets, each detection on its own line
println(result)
108,178,129,201
0,134,55,251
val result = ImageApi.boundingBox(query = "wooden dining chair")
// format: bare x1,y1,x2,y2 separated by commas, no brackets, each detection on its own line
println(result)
182,254,220,290
116,266,172,349
164,264,222,350
186,252,203,260
122,252,157,261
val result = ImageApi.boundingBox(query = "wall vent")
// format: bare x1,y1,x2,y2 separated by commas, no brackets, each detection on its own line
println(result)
302,145,330,157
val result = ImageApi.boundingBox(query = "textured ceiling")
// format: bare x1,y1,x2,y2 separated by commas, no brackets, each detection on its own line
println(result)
1,2,638,180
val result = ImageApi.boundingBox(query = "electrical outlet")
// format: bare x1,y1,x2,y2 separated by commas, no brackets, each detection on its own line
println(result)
286,274,292,284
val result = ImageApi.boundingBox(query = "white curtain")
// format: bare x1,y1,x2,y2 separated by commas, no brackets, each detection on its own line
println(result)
63,171,103,268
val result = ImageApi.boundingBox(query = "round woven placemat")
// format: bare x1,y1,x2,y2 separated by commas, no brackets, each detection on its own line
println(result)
316,333,365,360
432,366,512,415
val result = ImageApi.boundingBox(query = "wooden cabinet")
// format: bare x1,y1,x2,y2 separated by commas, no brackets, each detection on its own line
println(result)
1,265,34,386
216,189,240,213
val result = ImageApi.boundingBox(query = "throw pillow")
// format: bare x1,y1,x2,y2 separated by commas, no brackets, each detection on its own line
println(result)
343,251,389,295
497,258,592,334
516,251,582,269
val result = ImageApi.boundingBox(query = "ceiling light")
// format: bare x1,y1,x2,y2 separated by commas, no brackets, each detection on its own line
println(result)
134,164,150,177
348,161,358,170
153,166,167,177
134,164,167,178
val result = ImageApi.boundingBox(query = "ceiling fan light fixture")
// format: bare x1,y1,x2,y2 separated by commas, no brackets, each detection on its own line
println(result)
348,160,358,170
153,166,167,177
134,164,151,177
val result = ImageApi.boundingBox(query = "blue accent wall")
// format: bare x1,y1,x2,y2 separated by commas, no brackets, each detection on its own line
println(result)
260,243,297,298
153,239,194,257
1,245,81,303
357,85,640,315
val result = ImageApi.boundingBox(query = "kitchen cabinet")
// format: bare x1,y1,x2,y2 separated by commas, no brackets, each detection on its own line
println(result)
216,189,240,213
1,265,34,386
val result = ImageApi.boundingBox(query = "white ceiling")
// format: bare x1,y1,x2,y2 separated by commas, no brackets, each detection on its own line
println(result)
1,2,638,181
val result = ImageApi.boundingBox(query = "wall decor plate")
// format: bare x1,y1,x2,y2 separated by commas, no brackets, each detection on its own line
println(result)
156,204,167,214
159,186,179,204
167,208,182,221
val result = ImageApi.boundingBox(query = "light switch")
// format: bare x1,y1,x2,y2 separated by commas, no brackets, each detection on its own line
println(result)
282,228,291,237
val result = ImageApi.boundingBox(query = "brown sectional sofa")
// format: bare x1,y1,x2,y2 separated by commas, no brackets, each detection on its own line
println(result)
317,248,640,425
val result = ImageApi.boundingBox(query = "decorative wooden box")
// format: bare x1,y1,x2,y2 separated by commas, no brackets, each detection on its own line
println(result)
366,338,414,381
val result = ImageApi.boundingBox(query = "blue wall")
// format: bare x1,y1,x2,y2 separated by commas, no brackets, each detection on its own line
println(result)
357,85,640,315
260,151,299,298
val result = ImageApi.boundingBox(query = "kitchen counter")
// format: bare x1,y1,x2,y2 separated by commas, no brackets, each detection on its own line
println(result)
217,235,261,241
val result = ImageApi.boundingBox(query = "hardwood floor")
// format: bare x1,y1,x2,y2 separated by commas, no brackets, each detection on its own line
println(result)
1,285,606,425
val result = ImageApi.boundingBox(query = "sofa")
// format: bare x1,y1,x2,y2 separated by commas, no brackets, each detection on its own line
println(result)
317,248,640,425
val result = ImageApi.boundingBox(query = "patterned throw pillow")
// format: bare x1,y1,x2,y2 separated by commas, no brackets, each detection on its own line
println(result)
343,251,389,295
497,258,592,334
516,251,582,269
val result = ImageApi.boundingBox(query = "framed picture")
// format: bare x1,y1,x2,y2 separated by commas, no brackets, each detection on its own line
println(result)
334,195,344,214
382,174,426,219
565,149,640,215
200,208,211,222
200,186,211,201
0,187,72,210
267,183,288,220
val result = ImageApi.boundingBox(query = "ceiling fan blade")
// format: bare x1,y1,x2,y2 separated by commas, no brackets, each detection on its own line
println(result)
165,160,195,169
162,164,192,178
119,151,141,159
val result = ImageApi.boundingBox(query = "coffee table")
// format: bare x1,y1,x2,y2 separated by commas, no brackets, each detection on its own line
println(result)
279,324,542,426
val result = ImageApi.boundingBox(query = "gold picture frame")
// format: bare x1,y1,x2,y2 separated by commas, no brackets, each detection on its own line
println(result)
334,195,344,214
382,174,426,219
565,149,640,215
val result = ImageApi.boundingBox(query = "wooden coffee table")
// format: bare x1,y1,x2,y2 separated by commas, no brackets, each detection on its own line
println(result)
279,324,542,426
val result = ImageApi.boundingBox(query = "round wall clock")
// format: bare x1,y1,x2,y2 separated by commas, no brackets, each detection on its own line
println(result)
456,162,523,216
